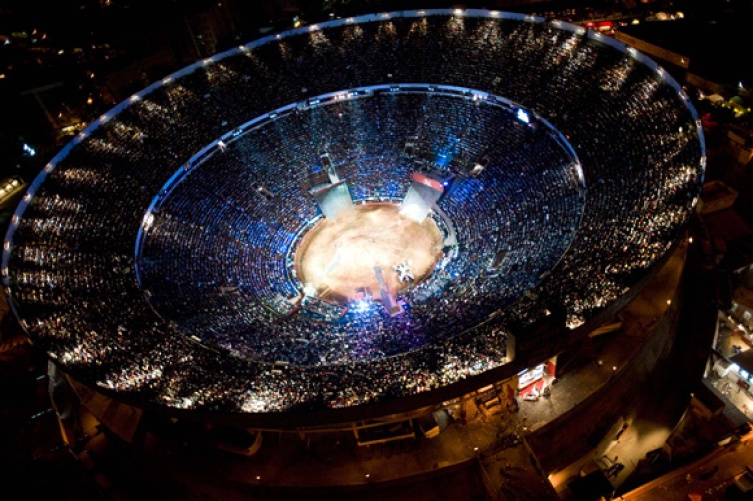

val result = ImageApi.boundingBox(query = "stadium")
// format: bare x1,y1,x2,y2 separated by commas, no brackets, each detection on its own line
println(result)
1,4,703,455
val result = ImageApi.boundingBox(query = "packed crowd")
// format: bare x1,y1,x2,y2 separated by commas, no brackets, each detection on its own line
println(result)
3,11,704,414
133,91,582,367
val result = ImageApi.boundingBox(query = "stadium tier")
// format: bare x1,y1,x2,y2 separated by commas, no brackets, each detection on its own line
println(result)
1,10,704,423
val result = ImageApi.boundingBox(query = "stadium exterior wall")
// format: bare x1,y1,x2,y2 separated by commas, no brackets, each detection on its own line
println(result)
526,253,686,473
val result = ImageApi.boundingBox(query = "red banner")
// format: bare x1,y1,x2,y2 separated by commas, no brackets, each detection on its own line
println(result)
412,172,444,193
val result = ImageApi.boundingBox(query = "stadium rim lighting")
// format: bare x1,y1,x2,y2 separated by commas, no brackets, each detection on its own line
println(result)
2,9,705,420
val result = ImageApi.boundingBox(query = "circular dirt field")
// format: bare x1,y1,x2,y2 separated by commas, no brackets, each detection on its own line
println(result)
295,203,444,303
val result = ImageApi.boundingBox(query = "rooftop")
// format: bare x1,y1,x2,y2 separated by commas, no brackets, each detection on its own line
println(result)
616,14,753,89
